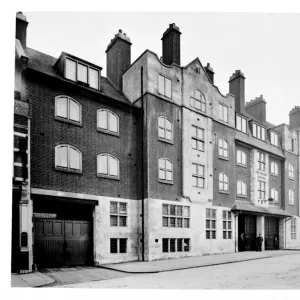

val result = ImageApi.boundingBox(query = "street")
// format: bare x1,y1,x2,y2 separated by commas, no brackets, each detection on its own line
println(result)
58,253,300,289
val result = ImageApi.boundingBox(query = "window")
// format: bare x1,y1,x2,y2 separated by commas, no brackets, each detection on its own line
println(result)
97,109,119,134
257,152,266,171
291,218,297,239
191,126,205,151
271,188,278,202
162,238,190,253
218,138,228,159
158,74,171,98
206,209,216,239
289,164,294,179
236,115,247,133
219,172,229,192
97,154,119,178
159,158,173,182
219,104,228,123
55,96,81,123
271,161,279,175
110,238,127,254
192,163,205,188
110,202,127,227
158,117,172,142
270,131,279,146
223,211,232,239
55,145,82,171
65,58,100,90
252,123,266,141
258,180,266,200
191,90,206,112
162,204,190,228
237,150,246,166
289,138,294,152
237,180,247,197
289,190,295,205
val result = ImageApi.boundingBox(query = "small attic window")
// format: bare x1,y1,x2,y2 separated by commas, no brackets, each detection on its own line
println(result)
195,66,200,74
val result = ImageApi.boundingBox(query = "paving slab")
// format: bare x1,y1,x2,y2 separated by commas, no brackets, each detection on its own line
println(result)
11,271,55,288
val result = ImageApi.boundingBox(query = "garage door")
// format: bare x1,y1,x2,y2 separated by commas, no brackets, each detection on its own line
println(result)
34,219,92,268
265,217,279,250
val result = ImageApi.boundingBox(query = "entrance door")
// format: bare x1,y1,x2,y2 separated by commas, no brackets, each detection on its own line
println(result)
243,215,256,251
264,217,279,250
34,219,92,268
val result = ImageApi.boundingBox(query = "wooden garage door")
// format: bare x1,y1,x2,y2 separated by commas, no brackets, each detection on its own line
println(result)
265,217,279,250
34,219,92,268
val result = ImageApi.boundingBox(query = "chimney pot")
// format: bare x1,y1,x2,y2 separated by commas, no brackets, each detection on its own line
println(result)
229,70,246,114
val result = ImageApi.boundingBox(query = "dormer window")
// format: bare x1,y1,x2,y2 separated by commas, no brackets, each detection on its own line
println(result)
270,131,279,147
252,122,266,141
236,115,247,133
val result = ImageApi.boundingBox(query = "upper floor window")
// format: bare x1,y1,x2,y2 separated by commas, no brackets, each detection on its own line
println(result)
158,117,172,142
252,123,266,141
110,202,127,227
219,104,228,123
270,131,279,146
271,161,279,175
97,109,119,134
159,158,173,182
191,126,204,151
258,180,266,200
191,90,206,112
288,138,294,152
219,172,229,192
237,150,246,166
97,154,119,179
237,180,247,197
257,152,266,171
55,96,81,124
192,163,205,188
158,74,171,98
236,115,247,133
65,58,99,90
271,188,278,202
289,189,295,205
55,145,82,171
289,164,294,179
218,138,228,159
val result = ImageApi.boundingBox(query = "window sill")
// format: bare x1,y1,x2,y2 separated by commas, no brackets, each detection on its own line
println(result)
252,136,267,143
288,177,295,181
158,138,173,145
97,128,119,137
219,156,229,161
55,167,82,175
97,174,120,181
55,116,82,127
158,179,174,185
190,106,206,114
237,195,247,198
289,203,295,206
236,129,248,134
271,173,279,177
219,190,229,194
237,163,247,168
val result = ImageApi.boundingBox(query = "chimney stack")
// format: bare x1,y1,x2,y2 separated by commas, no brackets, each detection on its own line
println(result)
229,70,245,114
289,106,300,130
16,12,28,48
161,23,181,66
205,63,214,84
106,29,131,91
245,95,267,123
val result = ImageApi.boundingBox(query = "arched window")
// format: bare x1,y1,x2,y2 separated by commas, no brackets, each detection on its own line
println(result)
158,158,173,182
237,150,246,166
158,116,172,141
191,90,206,112
271,162,279,175
237,180,247,196
271,188,278,202
97,154,119,178
55,145,82,171
97,109,119,134
218,138,228,158
55,96,81,123
219,172,229,192
289,190,295,205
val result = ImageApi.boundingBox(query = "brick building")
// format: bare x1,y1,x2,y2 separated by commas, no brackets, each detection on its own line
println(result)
12,13,300,272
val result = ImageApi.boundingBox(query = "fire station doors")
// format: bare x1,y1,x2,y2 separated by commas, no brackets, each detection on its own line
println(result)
34,219,92,268
264,217,279,250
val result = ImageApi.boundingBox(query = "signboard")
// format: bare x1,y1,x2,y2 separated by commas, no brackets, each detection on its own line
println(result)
256,170,267,181
14,100,29,116
33,213,57,219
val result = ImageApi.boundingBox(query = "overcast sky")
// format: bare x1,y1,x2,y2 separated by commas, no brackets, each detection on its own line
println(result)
24,12,300,126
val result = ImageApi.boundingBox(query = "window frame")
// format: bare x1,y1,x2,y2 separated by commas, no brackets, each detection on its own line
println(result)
288,164,294,179
191,125,205,152
237,149,247,166
55,96,82,125
158,158,173,183
162,238,190,253
191,90,206,113
97,153,120,179
192,163,205,188
237,180,247,197
270,131,279,147
55,144,82,173
219,172,229,193
270,188,279,202
218,138,229,159
222,211,232,239
218,103,228,123
162,204,190,228
258,180,266,200
289,189,295,205
158,74,172,98
206,208,217,239
110,201,127,227
288,138,294,152
97,109,119,135
257,152,266,171
110,238,127,254
291,218,297,239
236,114,247,133
158,116,173,143
270,161,279,176
252,122,266,141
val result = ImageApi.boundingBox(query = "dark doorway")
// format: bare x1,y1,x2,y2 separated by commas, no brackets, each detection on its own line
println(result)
238,214,257,251
265,217,279,250
11,190,20,273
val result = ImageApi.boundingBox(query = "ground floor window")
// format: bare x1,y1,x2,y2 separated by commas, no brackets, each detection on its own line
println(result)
223,210,232,239
206,208,216,239
291,218,297,239
110,238,127,254
162,238,190,253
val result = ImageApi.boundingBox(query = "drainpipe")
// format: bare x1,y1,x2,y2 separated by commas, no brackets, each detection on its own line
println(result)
141,66,145,261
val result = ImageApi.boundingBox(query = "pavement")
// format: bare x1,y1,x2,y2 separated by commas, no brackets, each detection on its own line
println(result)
11,249,300,287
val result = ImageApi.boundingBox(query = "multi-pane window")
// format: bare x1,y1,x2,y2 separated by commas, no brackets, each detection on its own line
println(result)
159,158,173,182
257,152,266,171
237,180,247,197
258,180,266,200
289,164,294,179
271,161,279,175
219,104,228,123
65,58,100,90
236,115,247,133
191,90,206,112
289,189,295,205
110,238,127,254
289,138,294,152
97,154,119,178
270,131,279,146
223,211,232,239
158,74,172,98
97,109,119,134
218,138,228,159
110,202,127,227
237,150,246,166
191,126,204,151
219,172,229,192
55,145,82,171
162,238,190,253
192,163,205,188
206,209,216,239
55,96,81,123
252,123,266,141
271,188,278,202
162,204,190,228
158,117,172,142
291,218,297,239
